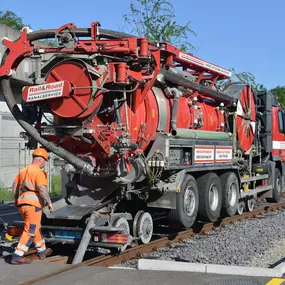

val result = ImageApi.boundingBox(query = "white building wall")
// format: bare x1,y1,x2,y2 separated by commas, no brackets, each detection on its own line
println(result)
0,24,60,192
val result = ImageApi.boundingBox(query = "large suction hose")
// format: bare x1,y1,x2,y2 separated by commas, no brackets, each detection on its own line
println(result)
0,28,135,176
27,28,135,41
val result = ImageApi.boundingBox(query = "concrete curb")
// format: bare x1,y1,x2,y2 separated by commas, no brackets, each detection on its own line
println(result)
137,259,285,277
109,266,136,270
274,262,285,273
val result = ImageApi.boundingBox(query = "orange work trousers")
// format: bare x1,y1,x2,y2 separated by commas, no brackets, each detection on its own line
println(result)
12,205,46,259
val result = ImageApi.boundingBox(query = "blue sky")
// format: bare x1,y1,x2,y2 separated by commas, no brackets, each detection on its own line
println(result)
1,0,283,89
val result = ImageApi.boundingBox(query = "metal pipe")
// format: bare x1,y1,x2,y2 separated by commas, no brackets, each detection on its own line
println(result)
72,211,99,264
233,113,237,154
114,99,123,127
160,68,236,104
123,92,129,131
171,128,232,140
166,87,182,131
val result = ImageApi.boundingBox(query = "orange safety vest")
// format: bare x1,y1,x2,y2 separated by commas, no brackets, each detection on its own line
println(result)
14,164,48,208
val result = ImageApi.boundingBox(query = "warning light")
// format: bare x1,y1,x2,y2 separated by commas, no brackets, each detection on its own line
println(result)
94,233,129,244
8,227,23,237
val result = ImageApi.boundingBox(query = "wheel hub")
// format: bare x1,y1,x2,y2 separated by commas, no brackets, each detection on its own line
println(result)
184,186,196,217
276,177,281,193
229,182,237,207
209,184,219,211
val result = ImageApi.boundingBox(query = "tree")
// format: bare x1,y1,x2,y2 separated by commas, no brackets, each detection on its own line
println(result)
231,69,266,92
0,11,54,47
217,69,266,93
123,0,196,51
270,86,285,106
0,10,30,31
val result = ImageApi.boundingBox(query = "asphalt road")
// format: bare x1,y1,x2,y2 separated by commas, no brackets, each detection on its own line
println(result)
0,203,20,223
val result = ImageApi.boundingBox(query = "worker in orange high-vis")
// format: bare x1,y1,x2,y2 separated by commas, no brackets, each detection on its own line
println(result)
11,148,54,264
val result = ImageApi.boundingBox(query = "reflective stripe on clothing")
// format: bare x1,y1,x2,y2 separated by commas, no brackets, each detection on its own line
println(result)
13,205,44,257
18,193,44,208
14,164,47,208
36,244,46,253
14,249,24,257
20,182,46,192
17,243,29,252
20,181,37,191
35,239,45,247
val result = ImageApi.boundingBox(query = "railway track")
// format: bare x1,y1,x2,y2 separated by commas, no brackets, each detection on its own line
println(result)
18,200,285,285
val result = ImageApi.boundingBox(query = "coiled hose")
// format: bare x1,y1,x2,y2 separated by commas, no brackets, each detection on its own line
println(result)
0,28,135,176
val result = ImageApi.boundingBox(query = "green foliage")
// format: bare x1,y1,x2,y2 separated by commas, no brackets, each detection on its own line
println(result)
0,180,13,202
50,176,61,196
123,0,196,51
270,86,285,106
231,69,266,92
0,188,14,202
217,68,266,93
38,39,56,47
0,10,31,31
0,175,62,202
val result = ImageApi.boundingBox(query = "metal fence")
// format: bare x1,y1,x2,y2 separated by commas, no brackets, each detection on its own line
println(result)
0,112,62,202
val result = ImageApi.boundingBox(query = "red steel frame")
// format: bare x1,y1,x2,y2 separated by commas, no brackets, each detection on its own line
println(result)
0,22,231,80
0,22,232,156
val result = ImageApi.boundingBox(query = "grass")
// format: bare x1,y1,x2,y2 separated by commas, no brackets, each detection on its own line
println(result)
0,175,62,202
0,188,14,202
50,175,61,196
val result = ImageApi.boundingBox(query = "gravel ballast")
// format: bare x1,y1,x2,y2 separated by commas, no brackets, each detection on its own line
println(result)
120,209,285,269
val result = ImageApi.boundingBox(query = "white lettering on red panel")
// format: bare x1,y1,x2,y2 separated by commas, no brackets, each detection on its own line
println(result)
179,52,232,77
27,81,64,102
194,146,214,163
273,141,285,150
215,146,232,162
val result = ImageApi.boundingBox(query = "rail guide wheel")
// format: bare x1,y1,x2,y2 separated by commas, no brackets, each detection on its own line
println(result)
237,200,245,215
133,211,153,244
112,217,130,252
246,198,255,212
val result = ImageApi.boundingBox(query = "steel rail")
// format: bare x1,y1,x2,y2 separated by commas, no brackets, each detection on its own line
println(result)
19,201,285,285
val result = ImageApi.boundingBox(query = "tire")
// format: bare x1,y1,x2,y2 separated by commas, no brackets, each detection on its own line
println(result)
168,175,199,228
267,168,281,203
197,173,222,222
219,172,239,217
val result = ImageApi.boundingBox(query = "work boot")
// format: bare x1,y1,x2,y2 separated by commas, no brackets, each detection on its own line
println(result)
11,257,32,265
38,248,53,260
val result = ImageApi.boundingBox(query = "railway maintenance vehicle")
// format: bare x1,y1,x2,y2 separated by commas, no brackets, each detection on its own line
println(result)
0,22,284,263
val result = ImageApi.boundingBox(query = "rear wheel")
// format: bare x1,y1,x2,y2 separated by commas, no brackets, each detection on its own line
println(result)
267,168,281,203
220,172,239,217
197,173,222,222
168,175,199,228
